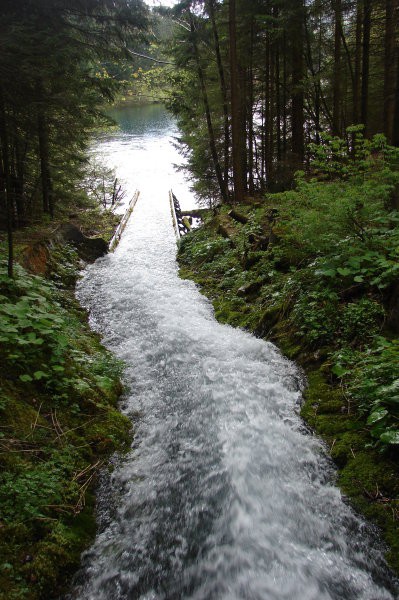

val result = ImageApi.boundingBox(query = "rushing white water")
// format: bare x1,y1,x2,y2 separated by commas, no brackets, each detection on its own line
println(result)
69,105,398,600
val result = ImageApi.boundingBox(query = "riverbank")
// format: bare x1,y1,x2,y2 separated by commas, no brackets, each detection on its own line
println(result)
177,162,399,572
0,209,131,599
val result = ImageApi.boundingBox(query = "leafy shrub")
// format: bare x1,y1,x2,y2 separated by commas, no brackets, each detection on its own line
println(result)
0,261,122,400
291,288,340,345
308,126,399,179
339,299,384,344
0,452,78,524
332,338,399,446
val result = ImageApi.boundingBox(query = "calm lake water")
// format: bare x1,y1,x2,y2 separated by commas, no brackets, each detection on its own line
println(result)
67,104,398,600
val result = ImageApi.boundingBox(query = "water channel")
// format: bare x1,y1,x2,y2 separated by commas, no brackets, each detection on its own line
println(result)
69,104,398,600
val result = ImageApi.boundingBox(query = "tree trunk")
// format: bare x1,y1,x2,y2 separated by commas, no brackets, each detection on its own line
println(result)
384,0,398,144
14,137,27,226
332,0,342,135
265,32,271,185
229,0,246,203
207,0,230,198
393,45,399,146
37,104,53,217
353,0,362,123
282,32,288,157
248,20,255,196
190,13,227,202
276,34,282,160
291,0,305,165
360,0,372,133
0,88,13,277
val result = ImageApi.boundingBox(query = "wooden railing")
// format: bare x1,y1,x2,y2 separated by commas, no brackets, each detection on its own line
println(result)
169,190,190,240
108,190,140,252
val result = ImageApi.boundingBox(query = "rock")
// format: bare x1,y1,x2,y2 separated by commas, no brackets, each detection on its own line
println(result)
237,281,265,297
22,242,50,275
55,223,108,262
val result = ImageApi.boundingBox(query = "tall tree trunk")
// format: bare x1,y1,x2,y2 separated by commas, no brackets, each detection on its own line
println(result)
291,0,305,165
360,0,372,133
229,0,246,203
384,0,398,144
282,32,288,157
276,35,282,160
0,88,13,277
393,44,399,146
269,31,276,186
265,32,271,185
260,82,266,184
37,104,53,217
332,0,342,135
207,0,230,198
304,3,321,143
190,14,227,202
353,0,362,123
248,20,255,196
14,137,27,226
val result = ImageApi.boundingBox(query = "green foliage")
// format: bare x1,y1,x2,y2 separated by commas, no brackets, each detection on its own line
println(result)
0,453,77,524
308,127,399,180
0,261,124,404
178,145,399,455
332,338,399,446
0,255,129,599
291,288,340,345
48,244,80,289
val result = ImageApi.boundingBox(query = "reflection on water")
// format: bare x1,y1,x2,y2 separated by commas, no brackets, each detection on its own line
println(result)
96,103,194,211
68,104,398,600
107,103,173,136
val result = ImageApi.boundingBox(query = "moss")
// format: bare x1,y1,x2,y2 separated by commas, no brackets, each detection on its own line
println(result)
300,368,399,573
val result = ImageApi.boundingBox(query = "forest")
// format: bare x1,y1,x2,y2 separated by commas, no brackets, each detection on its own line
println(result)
1,0,399,598
164,0,399,203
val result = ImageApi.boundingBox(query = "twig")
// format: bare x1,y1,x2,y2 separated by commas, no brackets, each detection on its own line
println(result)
27,401,43,438
58,417,96,438
73,459,102,482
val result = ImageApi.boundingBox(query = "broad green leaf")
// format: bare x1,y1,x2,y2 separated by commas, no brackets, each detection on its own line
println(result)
380,430,399,444
367,408,388,425
33,371,48,380
19,374,33,383
331,364,348,377
337,267,351,276
318,268,336,277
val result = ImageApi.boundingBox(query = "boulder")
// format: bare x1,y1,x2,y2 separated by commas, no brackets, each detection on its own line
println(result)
55,223,108,262
22,242,50,275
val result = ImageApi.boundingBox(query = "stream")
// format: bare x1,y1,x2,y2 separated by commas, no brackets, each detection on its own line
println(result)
69,104,398,600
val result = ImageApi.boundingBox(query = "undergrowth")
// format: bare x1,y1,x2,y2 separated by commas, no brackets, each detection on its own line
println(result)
178,130,399,571
0,256,130,600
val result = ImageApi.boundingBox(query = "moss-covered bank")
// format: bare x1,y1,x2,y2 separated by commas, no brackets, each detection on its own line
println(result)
0,210,131,599
177,159,399,572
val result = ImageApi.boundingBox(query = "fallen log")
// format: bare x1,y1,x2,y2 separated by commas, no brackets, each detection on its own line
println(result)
228,208,248,224
181,209,208,220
